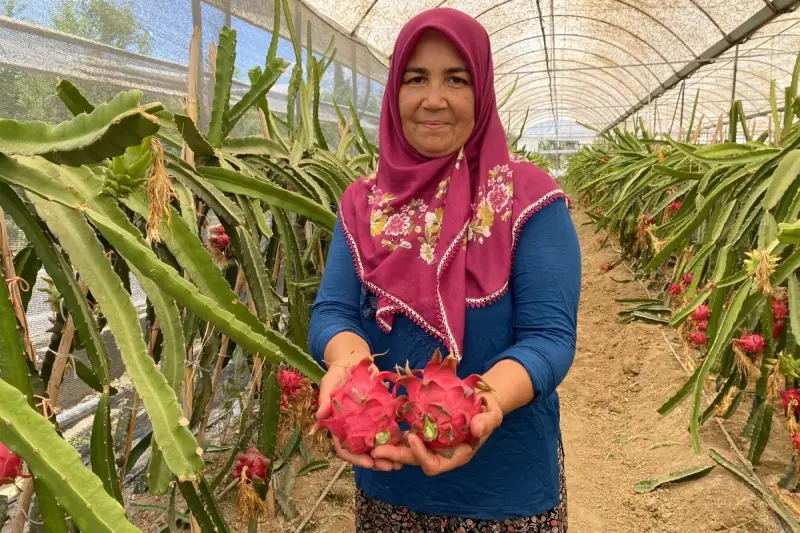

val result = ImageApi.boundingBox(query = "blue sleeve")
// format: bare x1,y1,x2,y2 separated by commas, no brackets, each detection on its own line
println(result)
308,219,372,365
484,199,581,403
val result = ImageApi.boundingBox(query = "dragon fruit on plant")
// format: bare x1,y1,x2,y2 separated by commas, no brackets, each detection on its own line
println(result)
232,447,270,482
316,356,404,454
208,225,231,251
0,441,22,486
397,350,489,452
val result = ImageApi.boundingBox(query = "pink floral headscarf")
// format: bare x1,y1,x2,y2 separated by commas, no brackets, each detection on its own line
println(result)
338,8,564,359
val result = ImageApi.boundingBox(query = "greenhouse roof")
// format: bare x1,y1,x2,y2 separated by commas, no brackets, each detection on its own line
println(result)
293,0,800,137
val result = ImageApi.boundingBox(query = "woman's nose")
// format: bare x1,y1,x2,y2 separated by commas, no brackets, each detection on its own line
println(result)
422,82,447,110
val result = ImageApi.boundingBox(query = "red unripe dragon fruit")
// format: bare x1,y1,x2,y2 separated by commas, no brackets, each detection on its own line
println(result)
0,441,22,486
774,320,785,339
397,350,487,452
208,225,231,251
278,368,304,398
232,447,270,482
732,334,765,354
690,305,710,322
316,357,403,454
688,331,708,346
782,389,800,410
773,297,789,322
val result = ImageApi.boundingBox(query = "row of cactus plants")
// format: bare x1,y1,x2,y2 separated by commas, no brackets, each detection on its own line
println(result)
0,0,376,529
565,52,800,486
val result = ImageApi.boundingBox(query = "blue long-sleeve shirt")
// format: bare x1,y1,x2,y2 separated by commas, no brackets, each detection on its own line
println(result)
308,199,581,520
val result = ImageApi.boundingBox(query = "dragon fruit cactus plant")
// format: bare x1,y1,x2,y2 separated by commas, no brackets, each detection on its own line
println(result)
316,356,404,454
232,447,270,483
397,350,490,452
0,441,22,486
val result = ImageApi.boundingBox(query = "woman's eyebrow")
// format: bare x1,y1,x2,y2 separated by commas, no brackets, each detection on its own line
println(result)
403,66,469,74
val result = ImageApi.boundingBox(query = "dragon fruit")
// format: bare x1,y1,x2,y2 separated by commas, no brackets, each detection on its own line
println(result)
774,320,785,339
682,273,694,287
668,283,683,296
690,305,710,322
782,389,800,410
688,331,708,346
208,225,231,251
316,357,403,454
397,350,488,452
232,447,270,482
732,334,765,354
772,297,789,322
0,441,22,486
278,368,304,398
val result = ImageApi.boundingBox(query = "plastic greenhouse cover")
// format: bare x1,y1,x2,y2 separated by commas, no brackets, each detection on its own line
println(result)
296,0,800,137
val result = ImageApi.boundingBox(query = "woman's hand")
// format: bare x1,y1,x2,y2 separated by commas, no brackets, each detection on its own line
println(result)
371,390,504,475
315,350,402,472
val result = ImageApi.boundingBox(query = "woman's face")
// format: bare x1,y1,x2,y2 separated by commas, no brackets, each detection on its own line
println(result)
398,30,475,159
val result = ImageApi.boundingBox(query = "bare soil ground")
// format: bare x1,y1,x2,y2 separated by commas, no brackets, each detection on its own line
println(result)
131,209,793,532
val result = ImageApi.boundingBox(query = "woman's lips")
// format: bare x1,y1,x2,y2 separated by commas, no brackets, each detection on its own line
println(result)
420,121,449,130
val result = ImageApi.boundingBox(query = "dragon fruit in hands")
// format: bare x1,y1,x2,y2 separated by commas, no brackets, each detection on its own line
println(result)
397,350,490,453
316,356,404,454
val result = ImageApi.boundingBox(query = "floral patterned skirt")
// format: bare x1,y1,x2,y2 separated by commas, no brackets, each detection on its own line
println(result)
355,441,568,533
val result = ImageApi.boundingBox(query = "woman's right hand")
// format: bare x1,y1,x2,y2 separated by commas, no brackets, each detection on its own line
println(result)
315,346,401,472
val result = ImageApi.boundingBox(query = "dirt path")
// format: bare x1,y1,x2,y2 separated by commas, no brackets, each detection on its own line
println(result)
560,210,779,533
132,210,787,532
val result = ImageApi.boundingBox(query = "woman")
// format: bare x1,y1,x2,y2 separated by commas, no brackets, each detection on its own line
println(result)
308,7,580,532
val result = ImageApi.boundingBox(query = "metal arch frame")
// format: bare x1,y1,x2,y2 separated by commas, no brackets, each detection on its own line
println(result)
502,87,625,124
503,83,637,122
474,0,697,56
503,90,622,127
604,0,800,132
501,71,641,113
495,48,652,94
488,14,679,77
501,60,637,108
507,107,611,132
502,88,624,121
685,73,771,103
507,108,611,132
493,33,665,88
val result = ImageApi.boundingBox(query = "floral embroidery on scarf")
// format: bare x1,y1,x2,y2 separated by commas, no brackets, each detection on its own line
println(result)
467,164,514,244
368,176,451,261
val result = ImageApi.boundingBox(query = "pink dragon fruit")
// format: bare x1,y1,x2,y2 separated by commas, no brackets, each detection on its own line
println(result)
232,447,270,482
688,331,708,346
0,441,22,486
278,368,304,398
732,334,766,354
774,320,785,339
782,389,800,410
773,297,789,322
397,350,487,452
316,357,403,454
690,305,710,322
208,225,231,251
682,273,694,287
668,283,683,296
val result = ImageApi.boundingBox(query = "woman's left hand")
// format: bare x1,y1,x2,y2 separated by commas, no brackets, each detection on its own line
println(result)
371,390,504,475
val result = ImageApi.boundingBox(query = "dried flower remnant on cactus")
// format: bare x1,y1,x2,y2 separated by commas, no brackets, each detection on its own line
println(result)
396,350,488,453
744,250,779,295
315,356,404,454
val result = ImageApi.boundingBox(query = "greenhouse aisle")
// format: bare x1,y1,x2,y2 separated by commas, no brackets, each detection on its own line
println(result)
254,208,788,533
558,209,782,533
